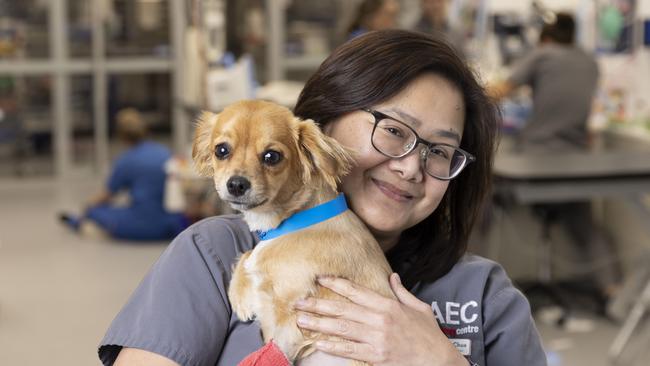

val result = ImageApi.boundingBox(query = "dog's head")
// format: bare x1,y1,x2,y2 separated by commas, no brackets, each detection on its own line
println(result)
193,100,351,225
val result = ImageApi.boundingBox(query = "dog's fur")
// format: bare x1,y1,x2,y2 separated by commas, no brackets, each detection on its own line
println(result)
193,100,394,365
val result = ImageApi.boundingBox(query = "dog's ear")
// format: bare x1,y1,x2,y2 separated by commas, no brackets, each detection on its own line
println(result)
192,111,219,177
297,118,353,191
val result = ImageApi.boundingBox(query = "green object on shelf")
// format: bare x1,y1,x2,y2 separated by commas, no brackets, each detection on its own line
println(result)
599,5,624,41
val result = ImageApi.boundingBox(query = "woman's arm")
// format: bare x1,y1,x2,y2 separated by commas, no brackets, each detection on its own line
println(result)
99,218,259,365
294,274,468,366
114,348,180,366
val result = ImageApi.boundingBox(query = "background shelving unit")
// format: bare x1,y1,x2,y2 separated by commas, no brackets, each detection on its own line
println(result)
265,0,354,81
0,0,187,177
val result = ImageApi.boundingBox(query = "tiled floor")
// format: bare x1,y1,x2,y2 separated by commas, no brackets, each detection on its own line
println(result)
1,174,648,365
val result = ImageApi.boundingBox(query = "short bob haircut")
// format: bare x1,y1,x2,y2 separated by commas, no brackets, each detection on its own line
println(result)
294,30,499,287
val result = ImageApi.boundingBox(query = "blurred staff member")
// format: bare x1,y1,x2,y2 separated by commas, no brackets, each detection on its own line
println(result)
347,0,400,39
490,12,598,151
59,108,188,241
415,0,464,55
490,13,622,304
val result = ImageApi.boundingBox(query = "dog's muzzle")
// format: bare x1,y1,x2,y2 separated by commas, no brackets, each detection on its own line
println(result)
227,175,251,197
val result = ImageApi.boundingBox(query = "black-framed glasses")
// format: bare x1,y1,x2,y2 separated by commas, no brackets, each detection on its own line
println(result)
362,108,476,180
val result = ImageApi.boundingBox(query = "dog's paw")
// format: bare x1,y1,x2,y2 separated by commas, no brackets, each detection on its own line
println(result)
229,288,256,321
231,297,256,322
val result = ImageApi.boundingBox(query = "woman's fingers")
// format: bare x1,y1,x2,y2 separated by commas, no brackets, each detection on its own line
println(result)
296,312,374,344
314,340,383,364
316,276,393,310
294,296,383,323
389,273,431,313
293,275,458,365
295,296,352,317
294,297,373,321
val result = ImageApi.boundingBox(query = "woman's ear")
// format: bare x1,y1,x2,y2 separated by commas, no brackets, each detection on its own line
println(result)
192,111,218,177
296,118,353,191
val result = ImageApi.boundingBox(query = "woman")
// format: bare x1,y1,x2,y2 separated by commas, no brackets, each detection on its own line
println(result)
414,0,466,56
99,30,546,365
347,0,400,39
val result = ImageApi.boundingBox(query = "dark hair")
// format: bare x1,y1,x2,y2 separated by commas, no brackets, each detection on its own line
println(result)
347,0,389,35
540,12,575,44
294,30,499,287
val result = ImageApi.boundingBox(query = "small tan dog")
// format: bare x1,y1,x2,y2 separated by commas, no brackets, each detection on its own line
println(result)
193,100,394,365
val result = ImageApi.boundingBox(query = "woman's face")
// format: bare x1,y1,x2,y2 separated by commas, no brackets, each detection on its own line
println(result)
422,0,447,20
324,73,465,250
368,0,400,31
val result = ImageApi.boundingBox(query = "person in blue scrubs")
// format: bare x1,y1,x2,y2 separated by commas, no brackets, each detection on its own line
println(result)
59,108,188,241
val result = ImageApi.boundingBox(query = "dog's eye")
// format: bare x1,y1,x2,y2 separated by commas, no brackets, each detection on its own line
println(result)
261,150,282,166
215,143,231,160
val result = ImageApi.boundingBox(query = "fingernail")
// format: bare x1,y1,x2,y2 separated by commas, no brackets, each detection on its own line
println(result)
317,275,332,283
394,273,401,285
297,314,311,326
294,298,308,308
316,341,332,350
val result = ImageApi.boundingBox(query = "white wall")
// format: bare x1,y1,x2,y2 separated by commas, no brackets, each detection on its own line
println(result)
638,0,650,17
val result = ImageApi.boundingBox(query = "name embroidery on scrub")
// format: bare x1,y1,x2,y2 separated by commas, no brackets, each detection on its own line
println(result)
449,338,471,356
431,301,480,357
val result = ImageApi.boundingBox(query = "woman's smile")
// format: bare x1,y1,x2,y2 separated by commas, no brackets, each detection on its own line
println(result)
371,178,414,202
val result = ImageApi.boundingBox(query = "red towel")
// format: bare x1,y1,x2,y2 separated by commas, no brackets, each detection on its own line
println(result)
238,341,291,366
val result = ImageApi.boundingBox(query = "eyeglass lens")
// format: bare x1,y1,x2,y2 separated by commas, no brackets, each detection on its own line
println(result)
372,118,467,179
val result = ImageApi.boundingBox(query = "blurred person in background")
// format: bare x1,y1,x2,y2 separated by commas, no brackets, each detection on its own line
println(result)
347,0,400,39
59,108,188,241
414,0,465,55
490,12,622,307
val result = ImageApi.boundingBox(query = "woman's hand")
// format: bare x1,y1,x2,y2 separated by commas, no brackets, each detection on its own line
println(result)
294,273,469,366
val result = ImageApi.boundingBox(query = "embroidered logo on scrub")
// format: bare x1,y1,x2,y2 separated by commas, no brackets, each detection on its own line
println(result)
431,300,479,326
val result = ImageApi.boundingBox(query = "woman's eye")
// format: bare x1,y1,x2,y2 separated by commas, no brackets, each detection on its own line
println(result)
430,147,450,159
262,150,283,165
215,143,231,159
383,125,404,137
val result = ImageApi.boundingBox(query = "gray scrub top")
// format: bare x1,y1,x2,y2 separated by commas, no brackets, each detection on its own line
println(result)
99,215,546,366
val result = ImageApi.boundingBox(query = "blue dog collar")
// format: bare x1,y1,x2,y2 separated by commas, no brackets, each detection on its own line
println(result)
256,194,348,241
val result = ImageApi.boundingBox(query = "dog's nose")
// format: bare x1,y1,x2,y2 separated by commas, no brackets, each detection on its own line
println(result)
227,176,251,197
